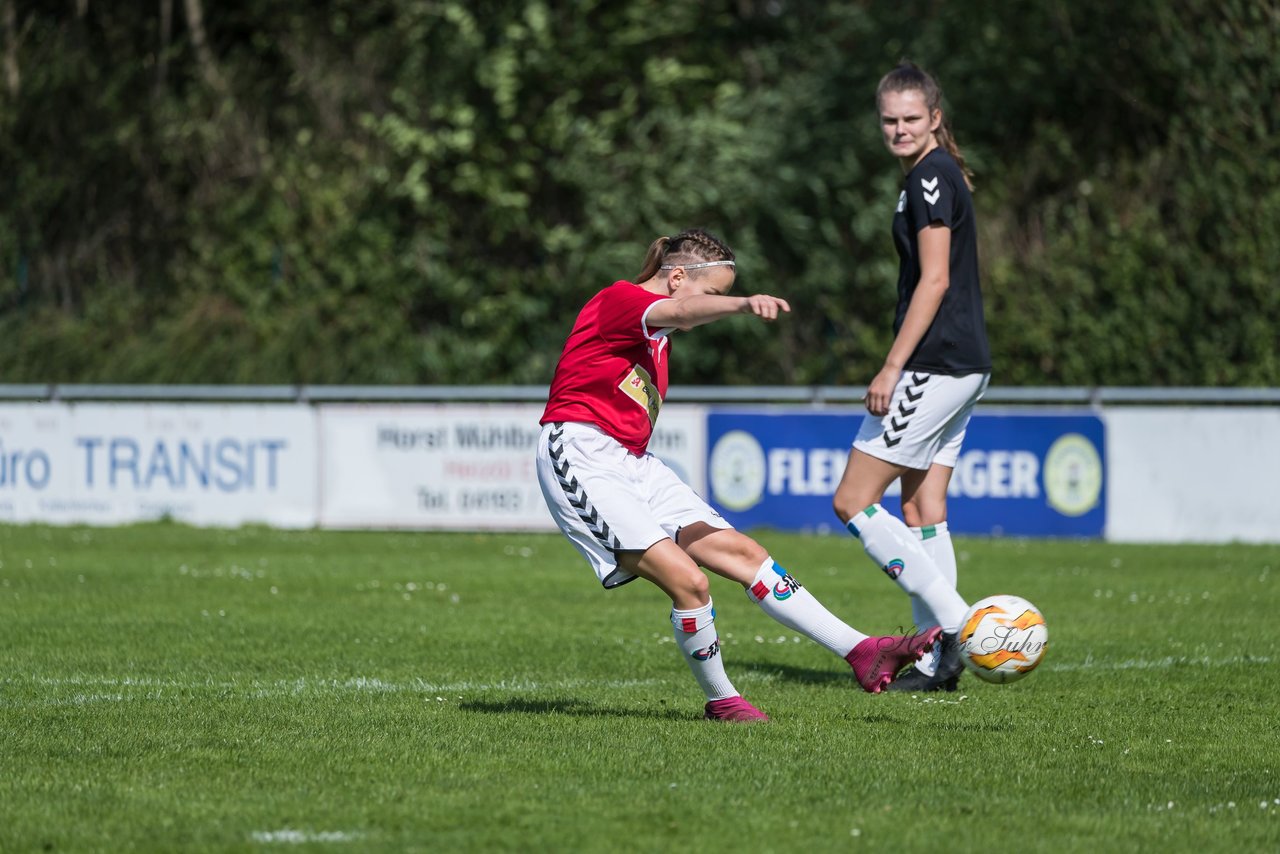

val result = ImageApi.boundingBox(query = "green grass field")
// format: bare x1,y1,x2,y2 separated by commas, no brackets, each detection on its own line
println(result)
1,523,1278,852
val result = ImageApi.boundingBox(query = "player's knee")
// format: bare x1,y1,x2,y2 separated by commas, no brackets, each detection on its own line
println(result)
672,566,710,604
687,572,711,604
833,490,862,525
902,496,945,527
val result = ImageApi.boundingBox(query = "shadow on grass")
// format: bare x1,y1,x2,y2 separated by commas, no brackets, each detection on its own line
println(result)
733,659,851,686
460,697,690,721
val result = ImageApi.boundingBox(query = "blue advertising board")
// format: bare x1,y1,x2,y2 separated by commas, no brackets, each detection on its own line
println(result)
706,409,1105,537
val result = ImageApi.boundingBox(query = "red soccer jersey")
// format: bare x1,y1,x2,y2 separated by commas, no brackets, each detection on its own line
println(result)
541,281,673,455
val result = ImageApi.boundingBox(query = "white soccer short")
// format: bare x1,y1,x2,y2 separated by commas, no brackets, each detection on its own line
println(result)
536,421,731,589
853,370,990,470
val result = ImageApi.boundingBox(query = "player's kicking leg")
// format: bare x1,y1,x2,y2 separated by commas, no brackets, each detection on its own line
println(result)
678,524,941,694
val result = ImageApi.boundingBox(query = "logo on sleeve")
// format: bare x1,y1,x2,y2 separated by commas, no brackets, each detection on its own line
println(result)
896,191,906,213
921,176,941,206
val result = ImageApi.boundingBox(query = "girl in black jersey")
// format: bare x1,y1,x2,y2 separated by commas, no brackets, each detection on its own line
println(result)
831,62,992,692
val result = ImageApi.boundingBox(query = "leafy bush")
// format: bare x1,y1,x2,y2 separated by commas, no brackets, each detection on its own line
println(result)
1,0,1275,386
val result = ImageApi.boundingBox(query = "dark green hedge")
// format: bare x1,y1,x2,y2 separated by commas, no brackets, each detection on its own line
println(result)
1,0,1276,386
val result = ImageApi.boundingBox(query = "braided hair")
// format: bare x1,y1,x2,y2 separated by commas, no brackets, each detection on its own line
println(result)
634,228,735,283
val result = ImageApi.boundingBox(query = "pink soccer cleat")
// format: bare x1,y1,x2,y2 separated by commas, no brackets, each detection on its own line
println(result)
845,626,944,694
703,695,770,722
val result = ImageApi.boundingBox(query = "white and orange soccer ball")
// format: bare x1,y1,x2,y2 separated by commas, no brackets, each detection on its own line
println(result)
957,594,1048,684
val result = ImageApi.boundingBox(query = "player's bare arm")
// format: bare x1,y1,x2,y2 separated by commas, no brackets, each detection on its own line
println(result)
646,293,791,330
864,223,950,416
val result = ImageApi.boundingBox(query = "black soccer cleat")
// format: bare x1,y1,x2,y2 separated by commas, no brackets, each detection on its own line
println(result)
923,631,964,692
884,662,961,693
884,664,934,692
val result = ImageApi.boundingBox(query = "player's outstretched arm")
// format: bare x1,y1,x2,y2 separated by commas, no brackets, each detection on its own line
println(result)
648,294,791,330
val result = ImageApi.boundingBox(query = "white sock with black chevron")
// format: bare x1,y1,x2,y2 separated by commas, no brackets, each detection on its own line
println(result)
670,600,737,701
908,522,958,675
745,558,867,657
846,504,967,633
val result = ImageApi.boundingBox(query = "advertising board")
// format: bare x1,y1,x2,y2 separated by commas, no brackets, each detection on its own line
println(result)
706,409,1106,536
318,404,707,530
0,404,317,527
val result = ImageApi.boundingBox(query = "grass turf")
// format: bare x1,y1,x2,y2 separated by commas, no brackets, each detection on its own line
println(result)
1,523,1278,852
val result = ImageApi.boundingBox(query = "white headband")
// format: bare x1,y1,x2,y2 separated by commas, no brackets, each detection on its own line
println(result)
659,260,736,271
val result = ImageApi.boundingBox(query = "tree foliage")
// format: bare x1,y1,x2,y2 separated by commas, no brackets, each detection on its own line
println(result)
1,0,1276,386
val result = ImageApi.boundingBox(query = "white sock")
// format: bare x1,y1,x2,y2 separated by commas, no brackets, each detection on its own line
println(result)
670,600,737,701
746,558,868,657
846,504,967,633
917,522,958,588
908,522,957,676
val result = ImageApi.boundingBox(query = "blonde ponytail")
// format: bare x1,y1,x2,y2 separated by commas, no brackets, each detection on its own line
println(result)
634,236,672,283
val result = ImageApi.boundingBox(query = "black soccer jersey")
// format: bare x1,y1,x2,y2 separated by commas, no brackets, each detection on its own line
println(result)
891,147,991,375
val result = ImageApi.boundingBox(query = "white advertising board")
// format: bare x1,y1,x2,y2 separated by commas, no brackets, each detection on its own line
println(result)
317,404,707,530
0,404,317,527
1106,407,1280,543
4,397,1277,542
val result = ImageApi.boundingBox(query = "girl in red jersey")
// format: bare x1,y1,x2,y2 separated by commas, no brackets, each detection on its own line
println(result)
537,229,940,722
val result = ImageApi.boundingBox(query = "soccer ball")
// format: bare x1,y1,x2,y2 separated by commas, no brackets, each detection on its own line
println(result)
957,594,1048,684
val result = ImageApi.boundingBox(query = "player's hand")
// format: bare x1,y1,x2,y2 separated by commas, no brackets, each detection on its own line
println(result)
863,365,900,417
742,295,791,321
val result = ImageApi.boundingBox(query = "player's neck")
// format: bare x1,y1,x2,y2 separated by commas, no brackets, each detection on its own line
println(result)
899,139,939,174
635,277,669,296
